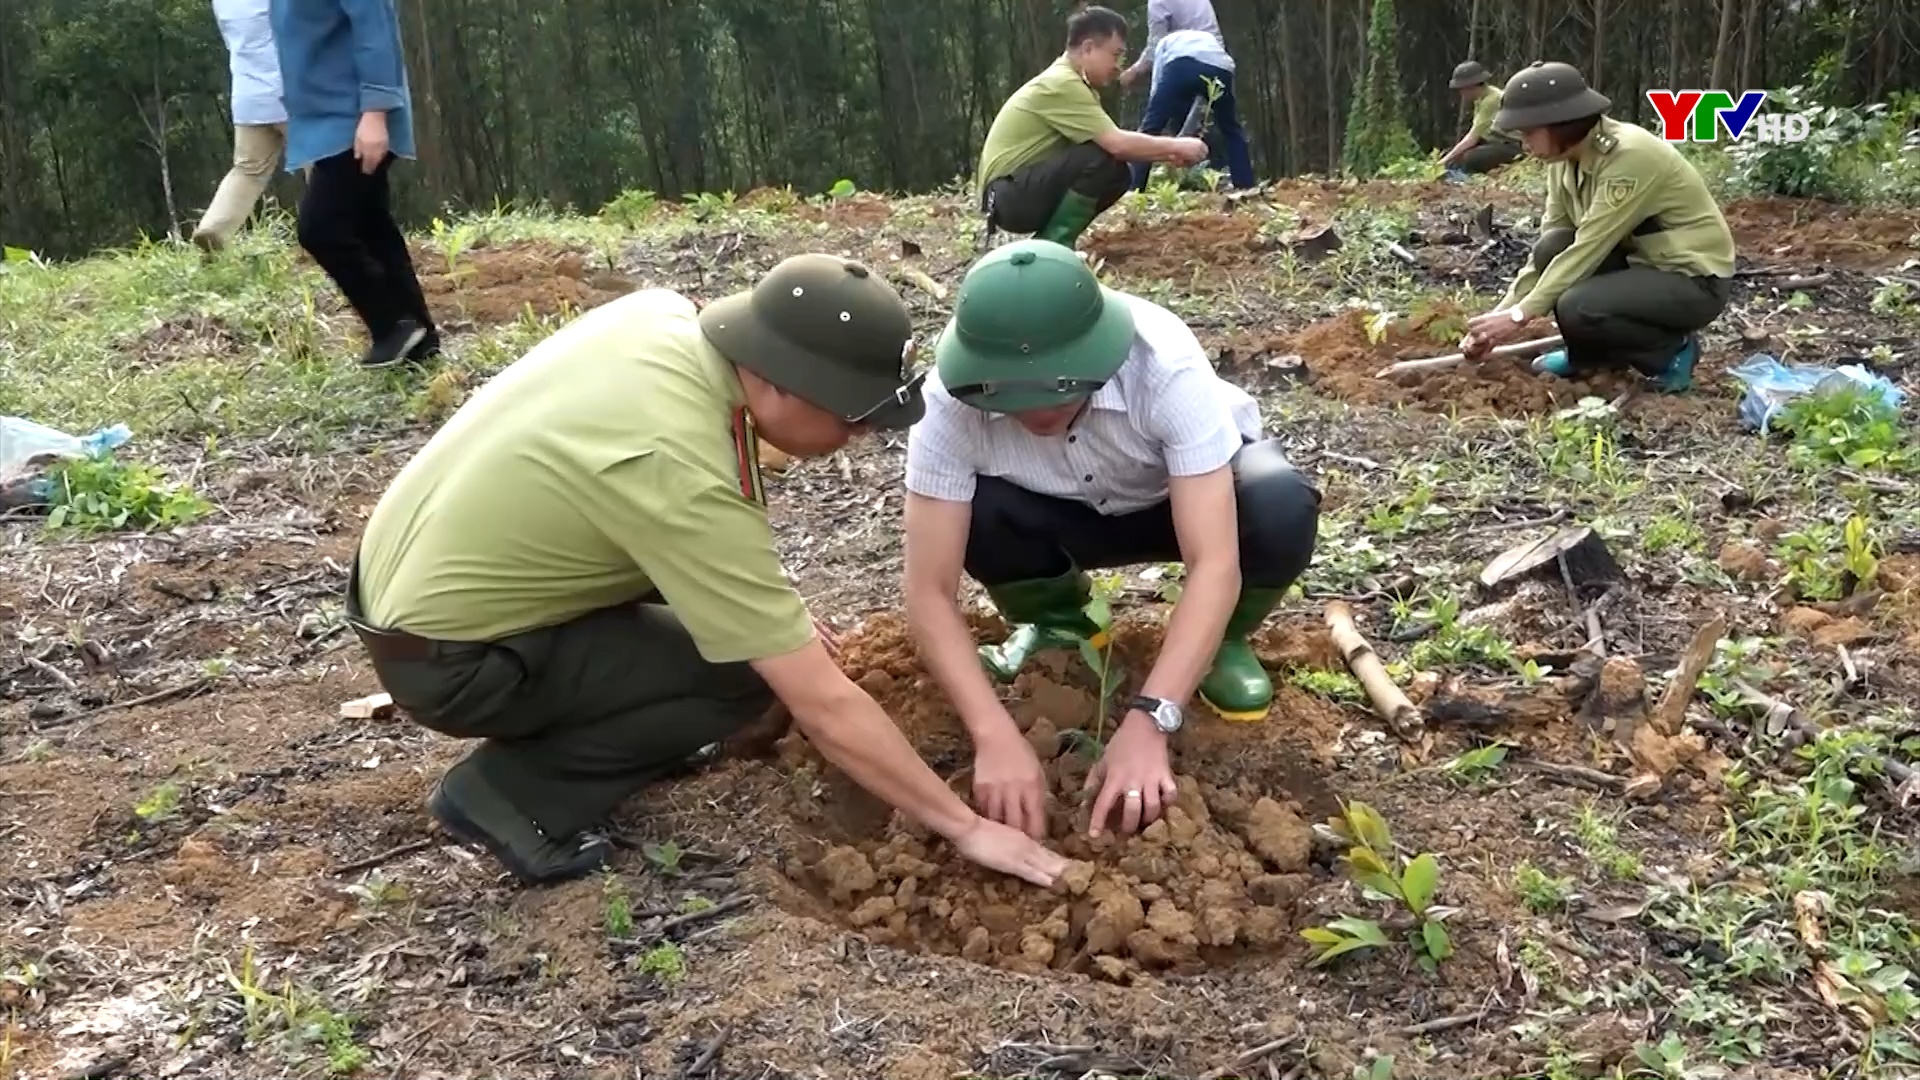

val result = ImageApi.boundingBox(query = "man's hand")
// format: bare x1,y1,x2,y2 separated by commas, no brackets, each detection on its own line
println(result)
951,815,1069,887
1169,137,1209,166
354,111,390,174
1085,712,1178,838
1461,310,1525,358
972,721,1049,839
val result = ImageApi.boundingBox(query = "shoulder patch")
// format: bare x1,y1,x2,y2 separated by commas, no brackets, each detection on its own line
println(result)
1602,176,1638,207
729,407,768,507
1593,131,1619,154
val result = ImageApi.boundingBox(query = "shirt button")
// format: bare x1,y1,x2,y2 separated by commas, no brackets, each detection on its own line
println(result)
1083,474,1093,482
1068,435,1077,443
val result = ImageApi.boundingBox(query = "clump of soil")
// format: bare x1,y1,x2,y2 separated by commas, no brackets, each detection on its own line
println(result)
1723,197,1920,270
1279,304,1702,416
415,239,636,325
777,613,1331,984
1087,212,1270,278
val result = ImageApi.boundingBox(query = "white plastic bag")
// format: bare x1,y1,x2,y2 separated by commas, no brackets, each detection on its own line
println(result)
0,416,133,499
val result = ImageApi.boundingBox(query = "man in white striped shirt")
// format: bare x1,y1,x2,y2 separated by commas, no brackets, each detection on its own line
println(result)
902,240,1320,841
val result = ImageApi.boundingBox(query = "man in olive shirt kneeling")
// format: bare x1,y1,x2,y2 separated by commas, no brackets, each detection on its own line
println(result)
348,255,1068,888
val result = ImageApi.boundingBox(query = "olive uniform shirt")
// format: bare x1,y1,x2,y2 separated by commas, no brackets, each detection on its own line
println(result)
1501,116,1737,319
1468,88,1518,144
975,55,1119,197
355,289,815,665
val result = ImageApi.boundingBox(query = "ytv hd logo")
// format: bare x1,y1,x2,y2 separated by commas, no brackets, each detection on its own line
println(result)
1645,90,1810,143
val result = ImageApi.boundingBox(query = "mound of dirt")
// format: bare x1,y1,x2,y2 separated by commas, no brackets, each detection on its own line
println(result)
1087,213,1271,277
1724,197,1920,270
415,240,637,325
774,613,1338,984
1266,304,1725,417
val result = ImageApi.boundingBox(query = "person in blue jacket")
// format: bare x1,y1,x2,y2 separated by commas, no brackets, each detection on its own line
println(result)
270,0,439,368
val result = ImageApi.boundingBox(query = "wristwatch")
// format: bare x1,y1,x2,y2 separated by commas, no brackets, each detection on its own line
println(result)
1130,694,1184,735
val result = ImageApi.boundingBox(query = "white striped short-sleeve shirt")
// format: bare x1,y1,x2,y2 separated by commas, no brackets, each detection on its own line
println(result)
905,293,1262,516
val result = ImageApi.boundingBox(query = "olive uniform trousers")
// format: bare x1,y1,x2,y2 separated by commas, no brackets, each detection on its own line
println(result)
344,562,774,842
1458,139,1522,174
1528,226,1733,376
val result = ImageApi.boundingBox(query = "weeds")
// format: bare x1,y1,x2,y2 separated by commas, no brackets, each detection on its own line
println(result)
43,457,210,533
1512,861,1576,914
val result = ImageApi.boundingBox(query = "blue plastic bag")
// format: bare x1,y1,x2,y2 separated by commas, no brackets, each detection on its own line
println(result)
1726,354,1905,434
0,417,133,507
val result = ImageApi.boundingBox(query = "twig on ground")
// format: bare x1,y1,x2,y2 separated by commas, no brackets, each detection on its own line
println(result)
1201,1034,1300,1080
614,894,753,947
1737,683,1916,787
1473,508,1569,535
683,1023,733,1078
1325,601,1422,738
1651,616,1726,736
22,656,78,694
1778,273,1833,289
1395,1007,1495,1037
1521,759,1626,792
37,679,212,732
331,839,435,877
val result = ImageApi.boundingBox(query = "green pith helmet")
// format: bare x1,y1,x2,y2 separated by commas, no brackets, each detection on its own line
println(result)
1493,60,1612,131
1449,60,1490,90
933,240,1136,414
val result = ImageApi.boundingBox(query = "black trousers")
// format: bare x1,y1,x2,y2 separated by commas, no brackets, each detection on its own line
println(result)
1530,227,1732,375
984,142,1133,233
297,150,437,345
963,438,1321,589
1458,140,1522,174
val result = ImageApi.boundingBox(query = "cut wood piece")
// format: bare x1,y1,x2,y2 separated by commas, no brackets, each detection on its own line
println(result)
1651,616,1727,736
1325,601,1422,738
1482,526,1623,591
1577,656,1648,747
1375,334,1563,379
1473,204,1496,238
1280,224,1342,260
339,693,394,720
898,266,947,302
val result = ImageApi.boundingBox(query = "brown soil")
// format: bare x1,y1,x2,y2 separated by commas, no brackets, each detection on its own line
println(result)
1087,213,1270,278
1260,303,1725,417
414,239,638,325
1723,197,1920,270
773,613,1357,985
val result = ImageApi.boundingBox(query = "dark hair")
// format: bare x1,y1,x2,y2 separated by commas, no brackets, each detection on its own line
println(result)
1545,112,1603,151
1067,5,1128,48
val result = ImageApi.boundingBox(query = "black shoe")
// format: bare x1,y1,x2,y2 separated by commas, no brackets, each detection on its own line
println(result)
361,318,429,369
428,775,612,885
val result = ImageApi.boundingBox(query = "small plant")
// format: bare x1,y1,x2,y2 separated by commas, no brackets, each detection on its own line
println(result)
1773,383,1913,473
134,781,182,822
637,942,686,982
1512,861,1576,913
1441,742,1509,786
1302,800,1456,971
43,457,211,533
642,840,684,875
1776,516,1877,601
1351,1054,1395,1080
825,178,857,199
1572,802,1643,881
1290,667,1367,704
1643,515,1704,555
603,872,635,938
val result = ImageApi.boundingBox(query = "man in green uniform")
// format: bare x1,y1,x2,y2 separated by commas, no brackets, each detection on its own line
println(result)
346,255,1068,889
1439,60,1523,179
976,5,1209,248
902,241,1320,841
1460,61,1736,392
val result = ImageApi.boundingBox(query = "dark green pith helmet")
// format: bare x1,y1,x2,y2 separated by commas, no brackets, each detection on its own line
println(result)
1449,60,1489,89
1493,60,1612,130
933,240,1136,414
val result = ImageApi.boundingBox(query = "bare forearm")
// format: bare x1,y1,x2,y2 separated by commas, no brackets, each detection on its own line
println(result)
791,688,979,838
907,589,1019,744
1139,558,1240,704
1100,129,1188,164
1442,132,1479,165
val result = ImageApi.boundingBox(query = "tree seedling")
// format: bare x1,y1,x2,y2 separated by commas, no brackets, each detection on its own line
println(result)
1301,800,1456,971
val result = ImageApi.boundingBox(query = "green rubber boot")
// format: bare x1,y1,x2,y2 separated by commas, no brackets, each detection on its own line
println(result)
1197,586,1288,722
1035,190,1102,248
979,570,1119,685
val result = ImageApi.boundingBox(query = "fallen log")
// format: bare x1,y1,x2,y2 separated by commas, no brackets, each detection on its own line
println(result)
1375,334,1563,379
1325,601,1422,738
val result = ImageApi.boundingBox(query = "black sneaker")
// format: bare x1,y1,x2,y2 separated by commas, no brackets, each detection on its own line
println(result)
406,327,443,363
427,775,612,885
362,318,429,369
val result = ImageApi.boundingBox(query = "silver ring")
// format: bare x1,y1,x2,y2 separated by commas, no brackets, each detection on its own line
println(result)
1124,789,1142,799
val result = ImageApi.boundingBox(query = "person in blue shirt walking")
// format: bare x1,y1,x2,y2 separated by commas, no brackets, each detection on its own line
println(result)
270,0,439,368
1129,29,1254,190
192,0,288,252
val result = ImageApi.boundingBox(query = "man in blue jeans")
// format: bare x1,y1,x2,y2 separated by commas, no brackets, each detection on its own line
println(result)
271,0,440,369
1130,29,1254,190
